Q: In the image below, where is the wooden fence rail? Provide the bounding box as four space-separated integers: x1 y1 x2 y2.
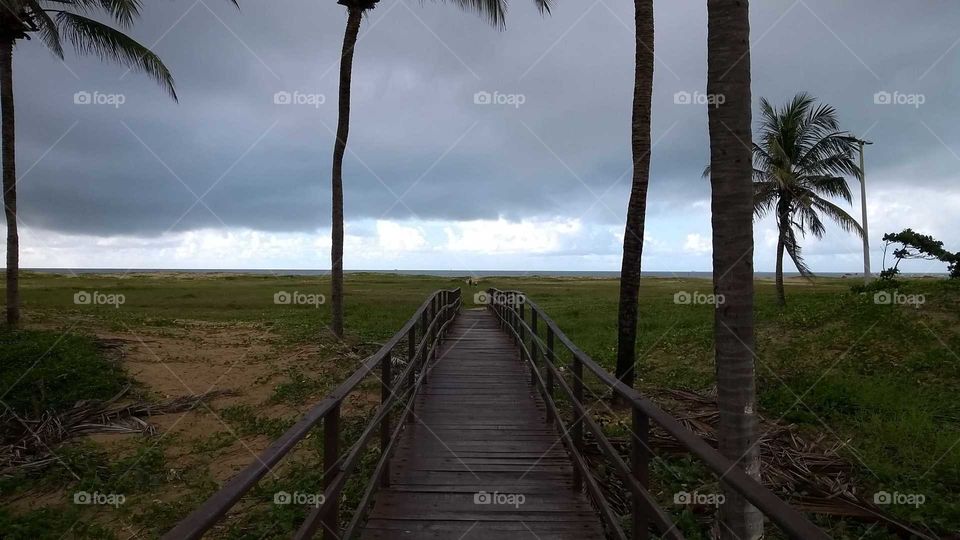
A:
165 286 827 539
163 288 462 540
485 288 828 540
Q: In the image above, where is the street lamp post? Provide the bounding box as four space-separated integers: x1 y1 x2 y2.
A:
856 139 873 284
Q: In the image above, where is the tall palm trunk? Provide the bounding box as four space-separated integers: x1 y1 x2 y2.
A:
615 0 654 390
1 39 18 328
706 0 763 538
775 204 788 306
330 7 363 339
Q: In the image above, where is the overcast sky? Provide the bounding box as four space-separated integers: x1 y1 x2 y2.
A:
6 0 959 272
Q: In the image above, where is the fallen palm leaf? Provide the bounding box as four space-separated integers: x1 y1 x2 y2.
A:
0 387 234 476
578 388 937 539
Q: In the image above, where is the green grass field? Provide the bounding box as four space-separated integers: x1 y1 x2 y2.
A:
1 271 958 538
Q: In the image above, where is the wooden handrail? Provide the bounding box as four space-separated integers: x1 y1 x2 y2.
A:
486 288 829 540
164 289 462 540
293 292 461 538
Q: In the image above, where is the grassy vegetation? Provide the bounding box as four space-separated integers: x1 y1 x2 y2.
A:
0 329 128 416
500 275 960 535
1 271 957 538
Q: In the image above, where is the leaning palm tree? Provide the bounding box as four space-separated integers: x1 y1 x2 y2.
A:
752 93 863 306
0 0 238 327
705 0 763 537
328 0 553 338
614 0 653 391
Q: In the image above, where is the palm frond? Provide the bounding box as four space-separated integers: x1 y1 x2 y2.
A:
811 197 864 238
797 132 860 176
757 97 780 141
806 175 854 203
753 181 779 219
54 10 176 99
752 142 773 168
430 0 508 29
46 0 143 27
796 101 840 155
796 200 826 239
783 225 814 278
26 0 64 57
803 151 860 181
532 0 551 15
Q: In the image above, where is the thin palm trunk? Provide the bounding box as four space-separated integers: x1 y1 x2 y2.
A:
330 7 363 339
775 205 788 306
615 0 654 390
775 234 786 306
1 39 18 328
706 0 763 538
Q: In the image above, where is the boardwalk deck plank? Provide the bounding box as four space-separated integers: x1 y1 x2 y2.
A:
360 309 605 539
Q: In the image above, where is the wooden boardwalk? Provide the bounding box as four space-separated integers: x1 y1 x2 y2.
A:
361 309 604 539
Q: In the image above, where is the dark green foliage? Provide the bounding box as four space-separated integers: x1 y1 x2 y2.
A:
881 228 960 279
220 404 297 438
0 329 127 417
0 506 117 540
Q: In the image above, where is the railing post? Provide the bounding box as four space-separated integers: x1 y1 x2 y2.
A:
513 306 520 347
631 406 650 540
529 310 539 385
442 290 447 322
322 403 340 539
546 326 555 424
512 298 520 347
518 299 526 346
407 325 416 424
427 296 435 362
437 293 444 343
432 295 439 361
419 307 427 342
380 351 392 488
572 353 584 492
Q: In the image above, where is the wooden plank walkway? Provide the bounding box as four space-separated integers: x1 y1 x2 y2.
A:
361 309 604 540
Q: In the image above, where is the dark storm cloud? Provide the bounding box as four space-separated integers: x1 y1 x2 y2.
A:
13 0 960 236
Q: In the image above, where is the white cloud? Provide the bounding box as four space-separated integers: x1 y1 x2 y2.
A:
683 233 712 254
7 186 959 273
376 220 427 252
443 218 583 255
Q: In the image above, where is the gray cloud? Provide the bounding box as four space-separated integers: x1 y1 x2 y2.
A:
11 0 960 246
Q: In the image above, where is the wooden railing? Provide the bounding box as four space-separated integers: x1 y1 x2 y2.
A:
164 288 463 540
485 288 828 540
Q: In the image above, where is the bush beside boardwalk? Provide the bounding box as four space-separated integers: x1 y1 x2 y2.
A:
0 272 957 538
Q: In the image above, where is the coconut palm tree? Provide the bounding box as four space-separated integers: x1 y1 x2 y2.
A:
0 0 238 327
752 93 863 306
705 0 763 537
614 0 653 391
328 0 553 338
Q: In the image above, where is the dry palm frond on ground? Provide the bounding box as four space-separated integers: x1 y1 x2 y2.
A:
0 387 233 475
581 388 937 539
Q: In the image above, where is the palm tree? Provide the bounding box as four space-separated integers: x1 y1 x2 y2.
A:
614 0 653 391
705 0 762 537
0 0 238 327
328 0 553 339
753 93 863 306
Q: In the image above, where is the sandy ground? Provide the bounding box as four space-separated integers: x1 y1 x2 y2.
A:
11 312 388 540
